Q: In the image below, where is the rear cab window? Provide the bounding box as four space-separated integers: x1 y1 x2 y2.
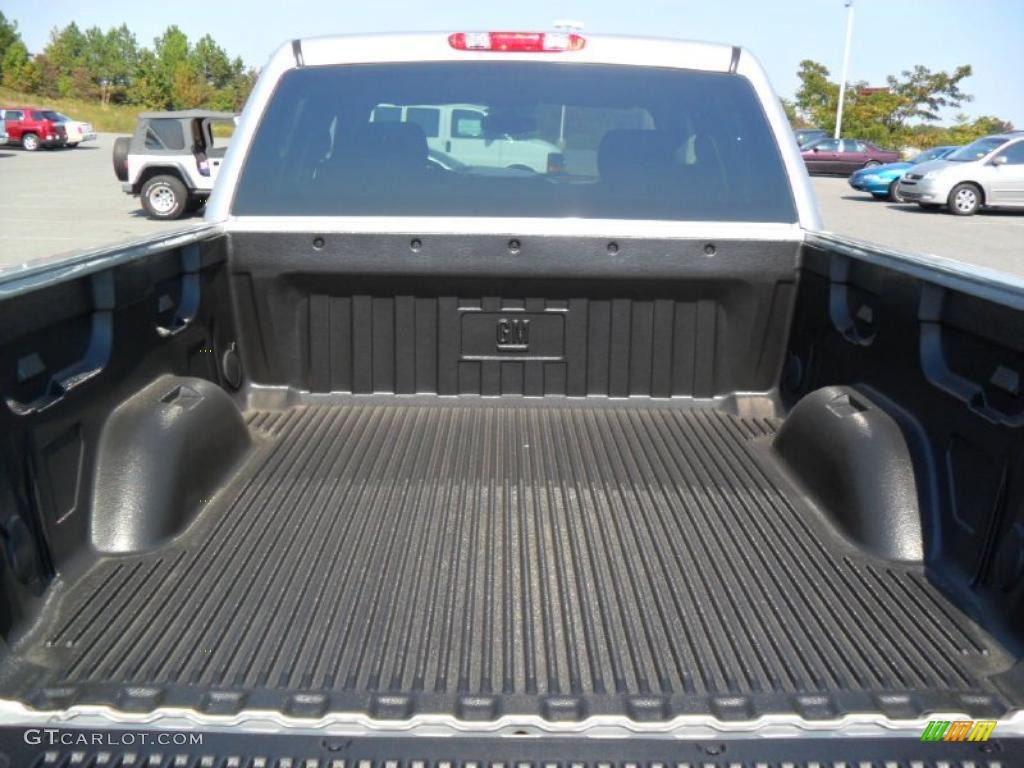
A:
233 62 796 222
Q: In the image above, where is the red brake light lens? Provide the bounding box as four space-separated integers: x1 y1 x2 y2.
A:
448 32 586 53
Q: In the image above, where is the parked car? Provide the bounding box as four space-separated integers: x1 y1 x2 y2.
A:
372 102 565 174
848 145 959 201
113 110 236 219
793 126 827 147
55 112 97 147
801 137 900 174
0 107 67 150
898 132 1024 215
4 30 1024 768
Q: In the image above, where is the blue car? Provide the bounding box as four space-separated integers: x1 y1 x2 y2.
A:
848 145 959 201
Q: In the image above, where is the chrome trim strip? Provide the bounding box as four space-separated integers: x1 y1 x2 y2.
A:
808 229 1024 311
221 216 804 240
0 224 221 300
1 700 1021 739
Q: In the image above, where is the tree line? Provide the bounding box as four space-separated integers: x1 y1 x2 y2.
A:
783 59 1013 149
0 13 256 111
0 11 1015 144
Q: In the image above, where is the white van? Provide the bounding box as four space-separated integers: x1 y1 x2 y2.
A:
371 103 565 174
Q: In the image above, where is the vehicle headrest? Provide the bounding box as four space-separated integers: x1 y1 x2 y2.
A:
348 122 429 171
693 134 719 162
310 126 334 159
597 129 676 183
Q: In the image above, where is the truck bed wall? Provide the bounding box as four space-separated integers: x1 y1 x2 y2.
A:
0 236 238 636
227 233 799 398
786 244 1024 647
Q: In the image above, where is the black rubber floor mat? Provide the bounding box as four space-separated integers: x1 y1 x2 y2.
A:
7 401 1017 720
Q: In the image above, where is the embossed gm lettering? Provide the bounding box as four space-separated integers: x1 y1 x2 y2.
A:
496 318 530 350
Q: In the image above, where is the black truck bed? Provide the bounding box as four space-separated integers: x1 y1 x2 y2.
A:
8 397 1015 721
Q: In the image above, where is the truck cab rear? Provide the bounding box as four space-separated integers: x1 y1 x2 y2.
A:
1 30 1022 766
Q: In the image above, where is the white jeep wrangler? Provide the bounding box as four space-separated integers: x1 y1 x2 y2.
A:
113 110 237 220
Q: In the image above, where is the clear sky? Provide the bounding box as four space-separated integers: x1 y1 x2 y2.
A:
5 0 1023 126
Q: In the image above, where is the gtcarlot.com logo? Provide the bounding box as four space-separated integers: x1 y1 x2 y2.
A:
921 719 997 742
24 728 204 747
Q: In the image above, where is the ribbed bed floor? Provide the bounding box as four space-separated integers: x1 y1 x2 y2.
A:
10 400 1015 720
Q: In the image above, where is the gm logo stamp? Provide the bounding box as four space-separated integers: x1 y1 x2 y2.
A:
461 312 564 360
496 317 530 351
920 719 996 742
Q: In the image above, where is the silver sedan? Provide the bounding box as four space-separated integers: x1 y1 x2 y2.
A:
897 132 1024 215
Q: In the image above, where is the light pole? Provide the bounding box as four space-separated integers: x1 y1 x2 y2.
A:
834 0 855 139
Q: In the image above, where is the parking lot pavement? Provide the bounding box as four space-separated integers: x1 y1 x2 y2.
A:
0 133 189 270
812 175 1024 277
1 137 1021 277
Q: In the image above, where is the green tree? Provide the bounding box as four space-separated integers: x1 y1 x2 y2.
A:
836 86 906 144
79 24 139 103
171 60 209 109
792 58 1001 149
885 64 973 125
127 48 166 106
154 25 190 102
2 15 253 114
29 52 60 98
124 26 189 109
234 68 259 110
911 113 1015 148
45 22 88 97
0 11 21 80
191 34 239 90
2 39 41 92
206 66 259 111
794 59 839 129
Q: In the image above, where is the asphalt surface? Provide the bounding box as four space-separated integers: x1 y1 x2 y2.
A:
0 133 185 271
1 133 1022 276
812 175 1024 276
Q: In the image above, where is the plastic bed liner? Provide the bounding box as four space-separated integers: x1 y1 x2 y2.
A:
5 398 1017 721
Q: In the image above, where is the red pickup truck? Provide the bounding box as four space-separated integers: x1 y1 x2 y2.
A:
1 106 67 150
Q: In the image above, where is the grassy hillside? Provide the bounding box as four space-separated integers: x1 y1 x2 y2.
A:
0 87 140 133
